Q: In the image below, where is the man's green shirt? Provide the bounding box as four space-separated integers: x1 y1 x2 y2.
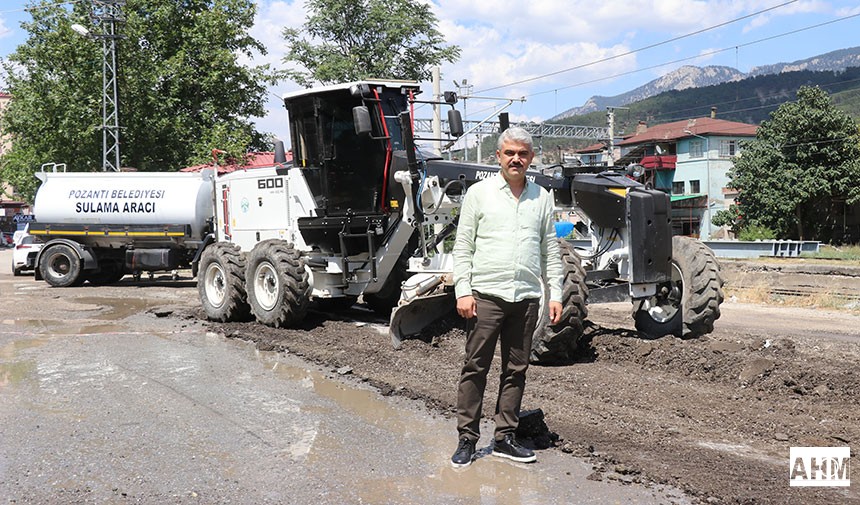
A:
453 174 563 303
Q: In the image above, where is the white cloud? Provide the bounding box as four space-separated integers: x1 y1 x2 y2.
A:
0 17 11 39
836 4 860 16
137 0 860 134
247 1 306 69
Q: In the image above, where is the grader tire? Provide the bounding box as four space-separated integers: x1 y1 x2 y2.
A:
530 239 589 364
634 235 723 339
198 242 251 322
245 240 310 327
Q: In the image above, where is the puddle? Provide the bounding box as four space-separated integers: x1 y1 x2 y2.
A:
0 335 50 356
72 296 162 321
2 319 130 336
0 335 49 386
0 360 36 386
0 296 160 335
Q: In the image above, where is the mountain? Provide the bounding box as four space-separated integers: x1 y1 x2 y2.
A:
748 47 860 76
553 65 744 120
550 66 860 136
550 46 860 121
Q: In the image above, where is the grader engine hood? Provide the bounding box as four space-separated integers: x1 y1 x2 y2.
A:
573 171 673 285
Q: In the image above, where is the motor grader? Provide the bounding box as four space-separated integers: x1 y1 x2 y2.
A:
189 80 723 363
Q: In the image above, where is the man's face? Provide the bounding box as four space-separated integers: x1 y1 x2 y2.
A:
497 140 534 184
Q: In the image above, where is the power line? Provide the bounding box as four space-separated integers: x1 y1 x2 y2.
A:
476 0 799 94
530 10 860 107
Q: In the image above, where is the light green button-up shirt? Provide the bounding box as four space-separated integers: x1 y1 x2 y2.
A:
453 174 563 303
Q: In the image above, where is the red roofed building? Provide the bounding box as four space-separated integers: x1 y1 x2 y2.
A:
612 116 758 238
181 150 293 175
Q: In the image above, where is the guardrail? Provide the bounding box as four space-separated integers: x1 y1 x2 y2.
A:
567 239 820 259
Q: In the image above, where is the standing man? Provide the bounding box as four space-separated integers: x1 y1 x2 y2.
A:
450 127 563 468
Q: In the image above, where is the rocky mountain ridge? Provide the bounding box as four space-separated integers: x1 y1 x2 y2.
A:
551 46 860 121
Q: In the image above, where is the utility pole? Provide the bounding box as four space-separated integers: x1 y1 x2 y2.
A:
96 0 123 172
432 67 442 157
604 106 628 166
76 1 125 172
605 107 615 166
454 79 473 161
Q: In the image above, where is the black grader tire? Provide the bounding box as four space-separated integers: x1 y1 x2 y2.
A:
198 242 251 322
39 244 83 288
530 239 589 364
634 235 723 339
245 239 310 327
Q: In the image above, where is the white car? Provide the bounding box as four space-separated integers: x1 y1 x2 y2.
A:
12 233 43 276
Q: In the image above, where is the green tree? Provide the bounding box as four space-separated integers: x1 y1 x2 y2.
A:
1 0 276 201
282 0 460 87
726 86 860 242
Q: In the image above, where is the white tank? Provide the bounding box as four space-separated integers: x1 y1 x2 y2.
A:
34 169 215 239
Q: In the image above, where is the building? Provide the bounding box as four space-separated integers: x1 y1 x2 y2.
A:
180 150 293 175
575 141 616 168
0 92 35 233
613 116 758 238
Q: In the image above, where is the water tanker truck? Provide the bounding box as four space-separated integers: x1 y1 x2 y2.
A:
30 80 724 364
29 167 215 286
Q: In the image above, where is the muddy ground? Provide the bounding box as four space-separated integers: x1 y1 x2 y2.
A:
202 260 860 505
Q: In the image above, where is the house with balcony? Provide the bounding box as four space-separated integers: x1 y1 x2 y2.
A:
613 116 758 238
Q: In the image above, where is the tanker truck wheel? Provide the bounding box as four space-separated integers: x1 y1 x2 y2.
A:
634 235 723 339
39 243 83 287
245 240 310 327
198 242 251 322
530 239 589 364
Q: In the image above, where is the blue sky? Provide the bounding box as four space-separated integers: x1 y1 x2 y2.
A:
1 0 859 145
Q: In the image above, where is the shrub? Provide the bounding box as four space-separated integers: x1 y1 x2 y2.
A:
738 224 777 241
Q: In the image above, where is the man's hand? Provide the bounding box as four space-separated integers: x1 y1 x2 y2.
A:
457 295 477 319
549 301 563 325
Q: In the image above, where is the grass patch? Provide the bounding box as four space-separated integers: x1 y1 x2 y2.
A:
801 244 860 261
723 284 860 314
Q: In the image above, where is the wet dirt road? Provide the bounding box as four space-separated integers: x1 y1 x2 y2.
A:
0 249 689 504
206 265 860 505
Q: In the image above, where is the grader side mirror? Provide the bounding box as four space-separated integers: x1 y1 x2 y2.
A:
353 106 372 135
448 109 464 138
626 163 645 180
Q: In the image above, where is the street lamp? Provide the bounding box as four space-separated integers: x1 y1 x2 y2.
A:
684 129 711 238
71 23 90 37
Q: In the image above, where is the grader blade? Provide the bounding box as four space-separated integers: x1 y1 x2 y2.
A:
389 292 454 349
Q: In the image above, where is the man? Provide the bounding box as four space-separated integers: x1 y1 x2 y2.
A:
450 127 563 468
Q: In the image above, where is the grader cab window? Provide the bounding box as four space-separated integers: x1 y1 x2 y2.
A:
287 88 409 216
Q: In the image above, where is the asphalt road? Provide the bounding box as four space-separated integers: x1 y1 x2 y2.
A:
0 249 689 505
